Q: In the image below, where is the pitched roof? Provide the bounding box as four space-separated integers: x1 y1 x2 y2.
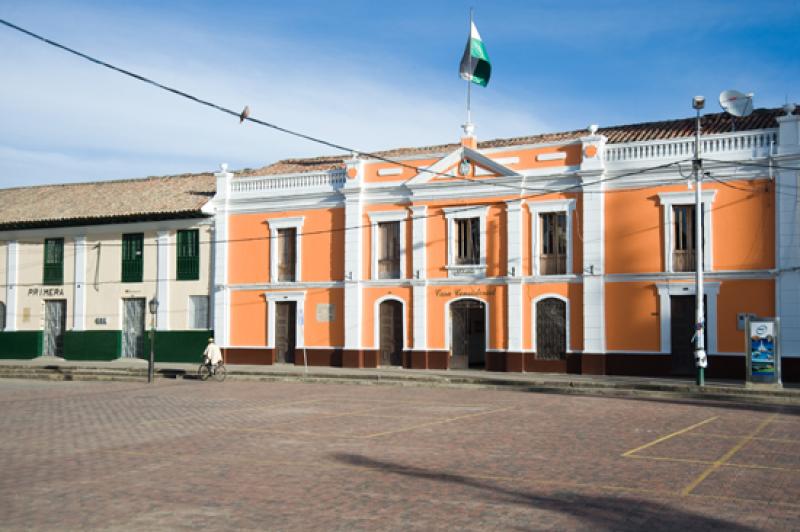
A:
0 172 216 230
243 107 789 176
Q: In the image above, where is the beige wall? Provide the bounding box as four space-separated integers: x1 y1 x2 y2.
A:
1 219 212 333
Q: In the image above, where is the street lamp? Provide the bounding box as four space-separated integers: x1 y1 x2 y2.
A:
692 96 707 386
148 297 159 383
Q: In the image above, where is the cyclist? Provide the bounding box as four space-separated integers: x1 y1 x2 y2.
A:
203 337 223 374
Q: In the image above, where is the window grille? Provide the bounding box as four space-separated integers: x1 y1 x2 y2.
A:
673 205 697 272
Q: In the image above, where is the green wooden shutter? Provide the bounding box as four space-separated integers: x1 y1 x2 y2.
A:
177 230 200 280
121 233 144 282
43 238 64 285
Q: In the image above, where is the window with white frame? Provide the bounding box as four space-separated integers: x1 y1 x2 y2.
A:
527 199 575 276
368 211 406 280
268 217 304 283
188 295 209 329
658 191 716 273
444 206 488 277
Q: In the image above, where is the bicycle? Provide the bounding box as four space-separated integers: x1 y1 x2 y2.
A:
198 360 227 382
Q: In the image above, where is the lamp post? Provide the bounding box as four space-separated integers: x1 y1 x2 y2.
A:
692 96 707 386
148 297 159 384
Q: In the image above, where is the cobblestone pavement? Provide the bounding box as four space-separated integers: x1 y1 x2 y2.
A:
0 379 798 531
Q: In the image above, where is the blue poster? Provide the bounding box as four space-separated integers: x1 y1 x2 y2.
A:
749 322 775 377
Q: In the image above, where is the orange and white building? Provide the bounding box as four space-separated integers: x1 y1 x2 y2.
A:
211 105 800 381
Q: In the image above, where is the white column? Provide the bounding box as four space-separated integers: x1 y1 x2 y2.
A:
776 106 800 356
5 240 18 331
343 195 363 349
580 133 607 354
73 236 87 330
506 200 523 351
156 230 170 330
410 205 428 349
212 165 232 345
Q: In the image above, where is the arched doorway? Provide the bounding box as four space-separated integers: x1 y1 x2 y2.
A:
450 299 486 369
379 300 403 366
536 298 566 360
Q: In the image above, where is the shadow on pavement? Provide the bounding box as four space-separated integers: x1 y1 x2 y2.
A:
332 453 756 531
568 392 800 416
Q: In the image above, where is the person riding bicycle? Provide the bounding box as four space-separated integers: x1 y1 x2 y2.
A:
203 337 223 372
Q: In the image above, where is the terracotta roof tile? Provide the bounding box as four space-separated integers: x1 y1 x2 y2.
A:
243 107 787 176
0 172 216 230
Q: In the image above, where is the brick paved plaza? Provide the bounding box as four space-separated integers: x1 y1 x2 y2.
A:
0 378 798 531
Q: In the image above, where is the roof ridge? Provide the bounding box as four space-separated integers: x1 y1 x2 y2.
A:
0 169 215 193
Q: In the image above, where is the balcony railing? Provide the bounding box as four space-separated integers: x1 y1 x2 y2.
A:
606 130 777 163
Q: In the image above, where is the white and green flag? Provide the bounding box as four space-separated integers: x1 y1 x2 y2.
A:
459 21 491 87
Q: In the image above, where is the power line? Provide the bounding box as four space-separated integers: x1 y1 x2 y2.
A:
705 158 800 172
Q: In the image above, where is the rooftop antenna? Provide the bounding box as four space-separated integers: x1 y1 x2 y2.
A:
719 89 754 131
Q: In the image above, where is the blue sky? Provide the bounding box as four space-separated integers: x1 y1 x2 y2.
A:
1 0 798 187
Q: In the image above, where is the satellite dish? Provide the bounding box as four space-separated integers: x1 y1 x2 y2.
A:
719 90 754 117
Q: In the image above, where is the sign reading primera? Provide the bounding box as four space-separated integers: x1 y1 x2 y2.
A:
434 288 496 298
28 287 65 297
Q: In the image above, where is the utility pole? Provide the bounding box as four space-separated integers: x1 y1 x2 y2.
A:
692 96 707 386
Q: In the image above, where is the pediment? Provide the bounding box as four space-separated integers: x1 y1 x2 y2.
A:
406 146 518 186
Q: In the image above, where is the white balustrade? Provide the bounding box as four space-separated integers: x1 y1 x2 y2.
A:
231 170 347 195
606 130 777 163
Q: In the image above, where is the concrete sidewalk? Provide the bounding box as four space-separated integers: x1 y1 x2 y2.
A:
1 356 798 405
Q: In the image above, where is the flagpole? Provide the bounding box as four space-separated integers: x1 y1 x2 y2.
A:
465 7 474 136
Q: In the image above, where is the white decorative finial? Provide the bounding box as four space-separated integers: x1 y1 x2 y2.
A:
784 102 796 116
588 124 599 135
220 163 228 172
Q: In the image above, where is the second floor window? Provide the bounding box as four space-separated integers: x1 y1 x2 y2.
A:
673 205 701 272
121 233 144 282
177 229 200 280
378 221 400 279
277 228 296 282
455 218 480 265
540 212 567 275
43 238 64 285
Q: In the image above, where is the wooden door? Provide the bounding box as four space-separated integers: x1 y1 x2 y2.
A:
450 299 485 369
44 300 67 357
379 300 403 366
275 302 296 364
536 298 566 360
670 295 706 375
122 298 145 358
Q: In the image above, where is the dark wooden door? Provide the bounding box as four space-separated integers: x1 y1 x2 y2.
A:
450 299 486 369
536 298 566 360
275 302 296 364
670 295 707 375
379 300 403 366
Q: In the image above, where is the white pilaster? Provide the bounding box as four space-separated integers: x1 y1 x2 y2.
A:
156 230 170 330
73 236 86 330
410 205 427 280
776 106 800 356
505 200 523 277
343 155 364 349
507 278 523 351
5 241 18 331
581 136 607 353
212 164 232 345
412 281 427 349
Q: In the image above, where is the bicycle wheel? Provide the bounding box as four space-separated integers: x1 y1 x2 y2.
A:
198 363 212 381
213 364 227 382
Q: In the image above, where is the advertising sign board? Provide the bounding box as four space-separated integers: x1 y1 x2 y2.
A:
745 317 781 387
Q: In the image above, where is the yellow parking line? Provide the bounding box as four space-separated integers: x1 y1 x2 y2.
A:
681 414 777 496
621 416 718 457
